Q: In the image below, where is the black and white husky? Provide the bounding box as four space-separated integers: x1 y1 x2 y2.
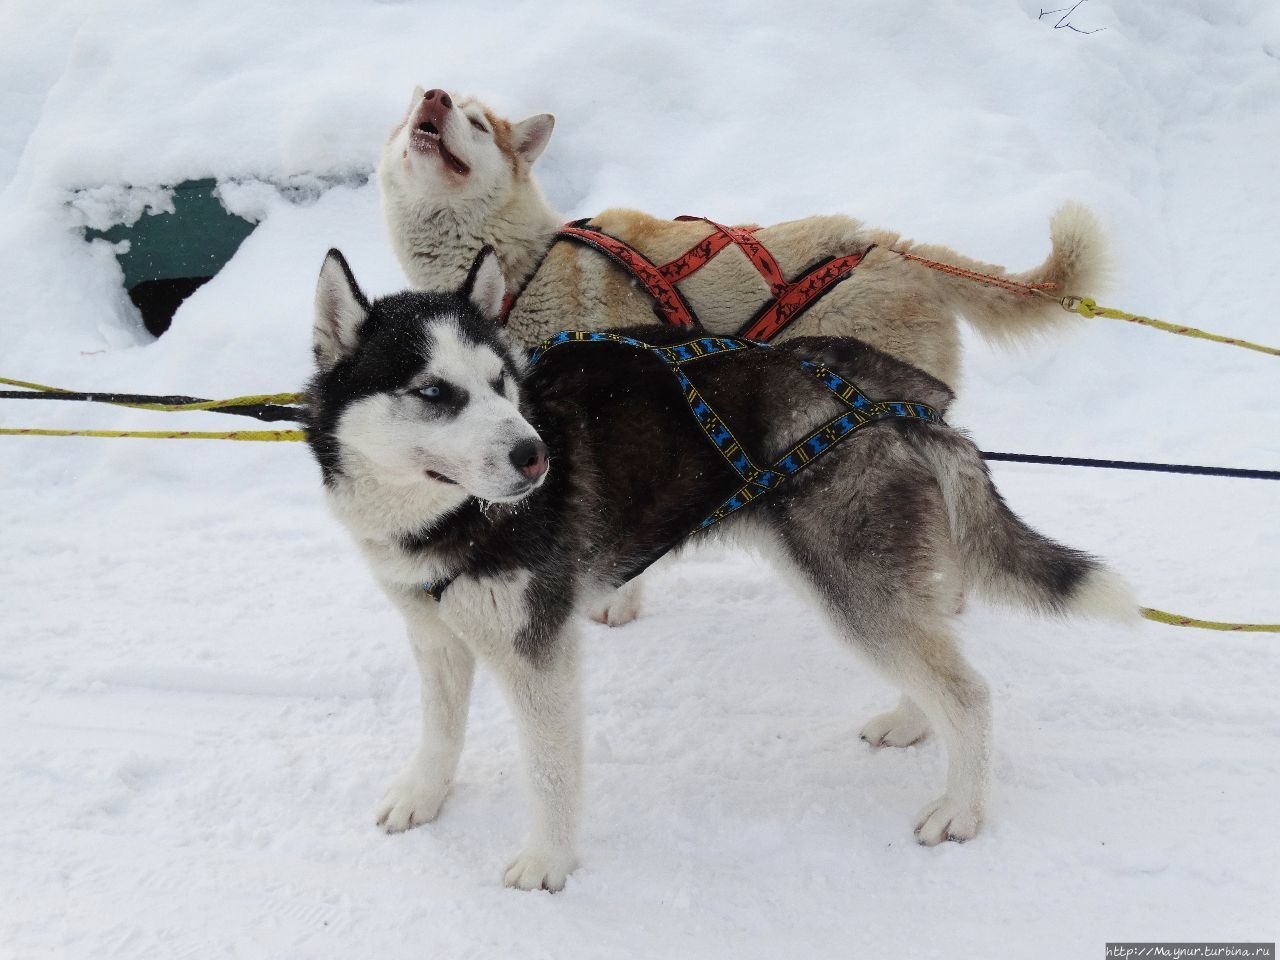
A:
304 248 1135 891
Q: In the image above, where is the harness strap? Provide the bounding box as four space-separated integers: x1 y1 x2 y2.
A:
738 249 874 343
424 577 452 601
557 224 698 328
498 292 518 325
527 332 942 537
423 334 942 602
657 229 740 283
697 360 942 529
554 218 873 344
532 330 774 487
671 216 788 295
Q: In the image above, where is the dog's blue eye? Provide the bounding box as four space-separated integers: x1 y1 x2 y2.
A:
469 117 488 134
418 385 443 400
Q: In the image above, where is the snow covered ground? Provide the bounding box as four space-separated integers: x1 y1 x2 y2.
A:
1 1 1277 956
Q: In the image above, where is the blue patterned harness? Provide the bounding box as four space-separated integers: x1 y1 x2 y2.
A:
424 331 943 600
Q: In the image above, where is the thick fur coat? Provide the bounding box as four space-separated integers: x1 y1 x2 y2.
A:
378 87 1108 388
303 248 1135 891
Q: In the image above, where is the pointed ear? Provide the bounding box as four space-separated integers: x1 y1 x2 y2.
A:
510 113 554 165
313 249 369 368
460 246 506 321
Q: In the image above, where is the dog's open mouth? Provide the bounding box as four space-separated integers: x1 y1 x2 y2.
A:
410 122 470 176
425 469 457 485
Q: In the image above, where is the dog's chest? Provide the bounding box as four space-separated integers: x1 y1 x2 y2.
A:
353 534 445 588
325 483 458 588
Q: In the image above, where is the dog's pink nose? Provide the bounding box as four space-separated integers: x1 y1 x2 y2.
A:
510 439 549 481
423 88 452 110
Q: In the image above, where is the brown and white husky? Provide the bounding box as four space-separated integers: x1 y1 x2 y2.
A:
377 85 1108 624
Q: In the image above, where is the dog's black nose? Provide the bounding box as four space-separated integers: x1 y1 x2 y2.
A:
423 88 452 110
509 439 549 481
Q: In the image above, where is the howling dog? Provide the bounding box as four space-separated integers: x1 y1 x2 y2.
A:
303 247 1134 891
377 86 1108 625
378 87 1105 380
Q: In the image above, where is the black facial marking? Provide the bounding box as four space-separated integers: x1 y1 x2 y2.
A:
303 284 516 484
412 380 467 416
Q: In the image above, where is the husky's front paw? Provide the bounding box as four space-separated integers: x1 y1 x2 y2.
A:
587 580 642 627
503 846 576 892
375 767 449 833
914 794 981 845
860 705 930 748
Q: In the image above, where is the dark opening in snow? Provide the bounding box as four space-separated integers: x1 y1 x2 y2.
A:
127 276 214 338
82 178 256 339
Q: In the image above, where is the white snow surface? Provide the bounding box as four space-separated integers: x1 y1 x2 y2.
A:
1 1 1278 957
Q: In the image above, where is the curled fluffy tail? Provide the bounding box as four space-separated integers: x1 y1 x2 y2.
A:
902 203 1109 345
910 427 1137 622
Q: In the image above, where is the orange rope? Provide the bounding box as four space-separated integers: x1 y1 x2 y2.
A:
894 251 1059 296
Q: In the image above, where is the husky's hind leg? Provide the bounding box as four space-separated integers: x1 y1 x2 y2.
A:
867 621 991 844
587 574 644 627
768 439 991 844
833 595 991 843
860 693 931 748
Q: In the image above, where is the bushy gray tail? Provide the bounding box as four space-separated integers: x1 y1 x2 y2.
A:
909 427 1137 622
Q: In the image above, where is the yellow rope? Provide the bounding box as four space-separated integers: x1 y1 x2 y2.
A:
897 248 1279 357
126 392 304 411
1055 296 1280 357
0 375 303 411
4 360 1279 631
1140 607 1279 632
0 376 71 393
3 428 1277 629
0 427 305 441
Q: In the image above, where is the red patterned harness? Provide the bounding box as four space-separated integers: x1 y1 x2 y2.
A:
506 216 876 343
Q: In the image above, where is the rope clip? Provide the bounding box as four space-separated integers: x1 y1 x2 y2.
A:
1060 295 1098 317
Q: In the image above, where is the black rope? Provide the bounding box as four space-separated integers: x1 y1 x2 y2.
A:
0 390 303 423
2 388 1276 479
981 451 1280 481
